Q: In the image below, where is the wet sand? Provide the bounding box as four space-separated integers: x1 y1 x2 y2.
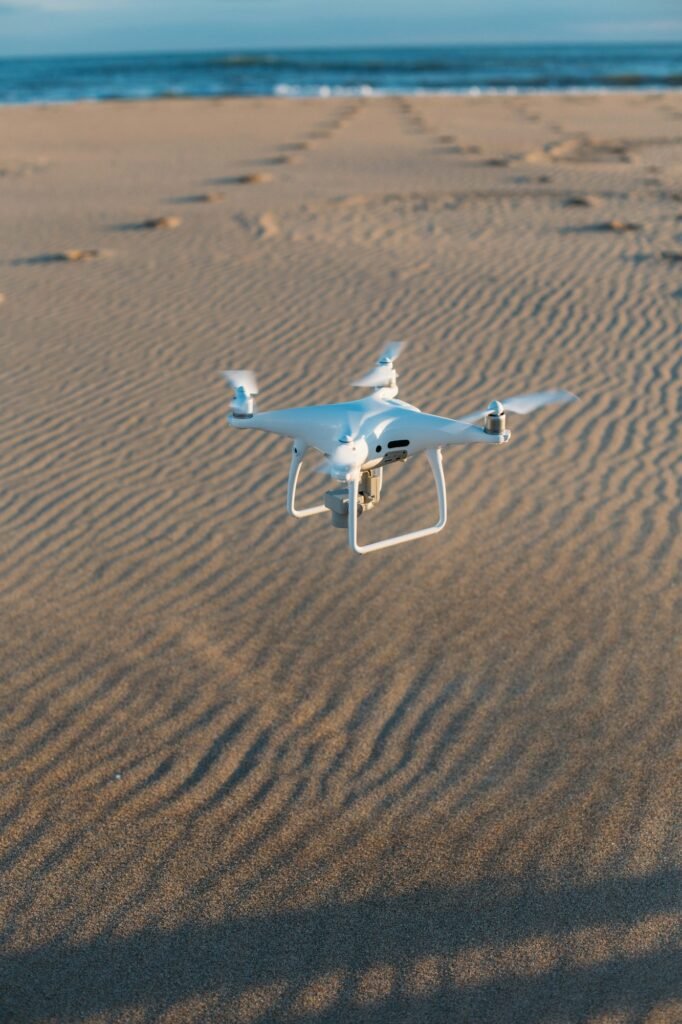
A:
0 93 680 1023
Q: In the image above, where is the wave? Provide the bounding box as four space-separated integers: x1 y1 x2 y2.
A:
1 44 681 104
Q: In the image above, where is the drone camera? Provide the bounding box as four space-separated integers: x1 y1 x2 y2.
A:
324 488 355 528
324 468 382 528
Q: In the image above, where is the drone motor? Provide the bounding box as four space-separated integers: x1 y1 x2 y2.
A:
484 400 506 435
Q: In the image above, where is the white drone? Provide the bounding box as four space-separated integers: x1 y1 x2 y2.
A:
223 343 577 555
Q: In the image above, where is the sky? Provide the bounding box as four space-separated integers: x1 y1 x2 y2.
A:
0 0 680 57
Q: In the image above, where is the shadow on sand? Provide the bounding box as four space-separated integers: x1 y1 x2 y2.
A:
2 870 680 1022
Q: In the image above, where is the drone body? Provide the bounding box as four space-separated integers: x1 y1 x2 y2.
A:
223 344 577 554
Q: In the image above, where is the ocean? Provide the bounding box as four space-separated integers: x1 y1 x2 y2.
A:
0 44 680 105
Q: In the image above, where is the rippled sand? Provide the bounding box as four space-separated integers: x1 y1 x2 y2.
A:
0 93 680 1023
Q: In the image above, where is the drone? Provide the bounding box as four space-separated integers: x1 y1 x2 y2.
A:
223 343 577 554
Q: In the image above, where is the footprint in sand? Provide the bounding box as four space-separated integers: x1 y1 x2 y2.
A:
527 137 632 165
18 248 104 264
237 172 274 185
564 195 601 207
141 216 182 229
595 219 640 232
234 211 279 240
257 212 279 239
174 193 223 204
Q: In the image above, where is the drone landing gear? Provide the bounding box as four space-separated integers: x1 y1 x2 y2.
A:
287 443 447 554
287 443 329 518
348 448 447 554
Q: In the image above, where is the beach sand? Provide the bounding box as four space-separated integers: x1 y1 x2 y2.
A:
0 93 680 1023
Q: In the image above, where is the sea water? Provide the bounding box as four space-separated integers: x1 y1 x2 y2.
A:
0 44 680 105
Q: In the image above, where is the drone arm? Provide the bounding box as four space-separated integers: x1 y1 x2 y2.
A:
388 410 510 449
347 448 447 554
287 442 329 519
228 411 298 438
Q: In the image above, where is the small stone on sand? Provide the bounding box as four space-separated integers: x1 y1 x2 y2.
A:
660 250 682 262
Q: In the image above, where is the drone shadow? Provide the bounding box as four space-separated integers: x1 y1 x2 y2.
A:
2 870 679 1023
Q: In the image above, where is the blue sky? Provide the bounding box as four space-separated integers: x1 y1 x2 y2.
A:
0 1 680 56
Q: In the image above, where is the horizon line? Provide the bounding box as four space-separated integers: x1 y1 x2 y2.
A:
1 39 681 61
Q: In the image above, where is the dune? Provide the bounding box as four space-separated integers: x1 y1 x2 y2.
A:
0 92 680 1024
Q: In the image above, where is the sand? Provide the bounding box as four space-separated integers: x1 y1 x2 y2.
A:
0 93 680 1023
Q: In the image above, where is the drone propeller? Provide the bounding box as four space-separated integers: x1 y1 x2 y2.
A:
352 341 404 389
221 369 259 418
221 369 258 395
462 388 578 424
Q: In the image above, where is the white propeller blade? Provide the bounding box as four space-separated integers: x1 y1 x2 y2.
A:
462 388 577 423
381 340 404 363
221 369 258 395
352 341 404 389
503 389 578 414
